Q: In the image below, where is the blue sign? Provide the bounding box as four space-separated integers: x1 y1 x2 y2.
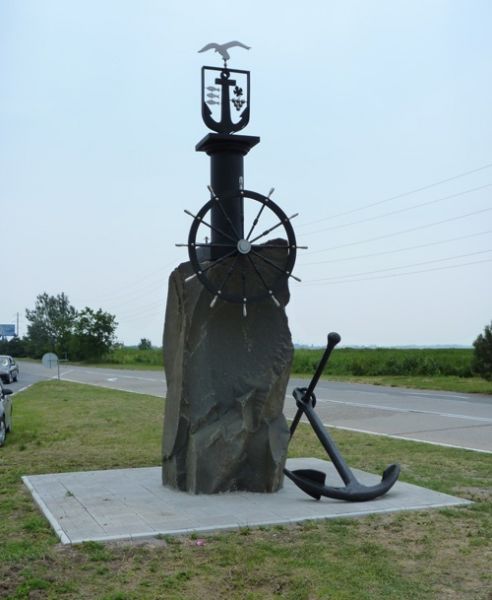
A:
0 324 15 336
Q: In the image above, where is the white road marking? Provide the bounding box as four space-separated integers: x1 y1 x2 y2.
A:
60 370 74 377
315 387 471 401
407 392 471 400
286 394 492 423
312 382 473 400
78 369 164 383
327 424 492 455
285 416 492 454
318 397 492 422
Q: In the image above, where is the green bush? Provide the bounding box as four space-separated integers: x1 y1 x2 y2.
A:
102 347 163 367
472 321 492 381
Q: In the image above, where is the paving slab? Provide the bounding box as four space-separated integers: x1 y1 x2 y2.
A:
22 458 471 545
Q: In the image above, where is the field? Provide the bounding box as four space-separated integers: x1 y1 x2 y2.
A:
292 347 473 377
0 381 491 599
103 346 475 375
97 346 492 394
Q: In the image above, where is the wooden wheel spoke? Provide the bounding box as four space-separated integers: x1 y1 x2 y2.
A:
176 242 236 248
246 203 267 241
246 255 272 294
219 255 239 290
251 250 301 282
246 255 282 308
251 243 290 249
214 197 241 240
198 249 238 275
249 213 298 244
241 267 247 317
210 255 239 307
185 209 237 243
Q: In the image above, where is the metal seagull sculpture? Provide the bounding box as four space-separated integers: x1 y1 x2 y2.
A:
198 41 251 66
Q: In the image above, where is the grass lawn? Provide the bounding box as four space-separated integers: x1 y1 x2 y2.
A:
0 381 490 599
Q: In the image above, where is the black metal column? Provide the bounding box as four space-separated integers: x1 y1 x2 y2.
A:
196 133 260 259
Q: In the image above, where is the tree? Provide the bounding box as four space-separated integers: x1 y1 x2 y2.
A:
0 336 27 357
69 307 118 361
25 292 77 358
473 321 492 381
138 338 152 350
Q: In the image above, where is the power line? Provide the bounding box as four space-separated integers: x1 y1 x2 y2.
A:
85 258 177 304
98 280 168 311
297 161 492 228
118 304 166 322
304 249 492 283
300 183 491 237
302 258 492 286
299 229 492 266
304 206 492 255
115 296 166 319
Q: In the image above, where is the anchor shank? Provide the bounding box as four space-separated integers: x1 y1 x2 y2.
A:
289 332 341 439
304 332 341 401
215 73 236 133
300 397 357 487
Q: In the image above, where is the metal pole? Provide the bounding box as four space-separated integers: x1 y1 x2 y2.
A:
209 150 245 247
196 134 260 259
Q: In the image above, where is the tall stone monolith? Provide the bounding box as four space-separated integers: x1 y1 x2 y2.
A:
162 246 293 494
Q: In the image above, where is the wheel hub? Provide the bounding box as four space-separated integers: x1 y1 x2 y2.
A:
237 239 252 255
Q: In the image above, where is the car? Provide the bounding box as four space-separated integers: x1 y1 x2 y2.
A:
0 355 19 384
0 382 13 446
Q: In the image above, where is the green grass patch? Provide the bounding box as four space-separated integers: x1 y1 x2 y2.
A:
0 381 490 599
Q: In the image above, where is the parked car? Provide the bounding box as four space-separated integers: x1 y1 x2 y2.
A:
0 355 19 384
0 382 13 446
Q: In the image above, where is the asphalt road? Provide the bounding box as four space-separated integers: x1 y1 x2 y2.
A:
9 360 492 453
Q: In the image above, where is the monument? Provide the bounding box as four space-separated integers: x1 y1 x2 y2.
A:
162 42 301 494
162 43 400 501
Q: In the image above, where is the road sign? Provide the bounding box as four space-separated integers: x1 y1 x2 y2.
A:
42 353 60 380
0 324 15 336
42 353 58 369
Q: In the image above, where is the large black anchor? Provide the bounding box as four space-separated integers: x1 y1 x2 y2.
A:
284 332 400 502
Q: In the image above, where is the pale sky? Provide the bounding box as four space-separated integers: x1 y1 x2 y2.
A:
1 1 491 347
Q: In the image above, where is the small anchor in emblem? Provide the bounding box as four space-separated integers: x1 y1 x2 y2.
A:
199 41 251 134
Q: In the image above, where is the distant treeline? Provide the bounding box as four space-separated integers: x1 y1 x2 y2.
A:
99 346 474 377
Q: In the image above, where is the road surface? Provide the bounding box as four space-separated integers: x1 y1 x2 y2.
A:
8 360 492 453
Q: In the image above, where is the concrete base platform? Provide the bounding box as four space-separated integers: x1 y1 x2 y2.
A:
23 458 471 545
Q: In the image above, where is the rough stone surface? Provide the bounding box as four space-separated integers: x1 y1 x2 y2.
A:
162 251 293 494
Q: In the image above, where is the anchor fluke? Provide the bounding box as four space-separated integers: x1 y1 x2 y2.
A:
284 469 326 501
286 463 401 502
